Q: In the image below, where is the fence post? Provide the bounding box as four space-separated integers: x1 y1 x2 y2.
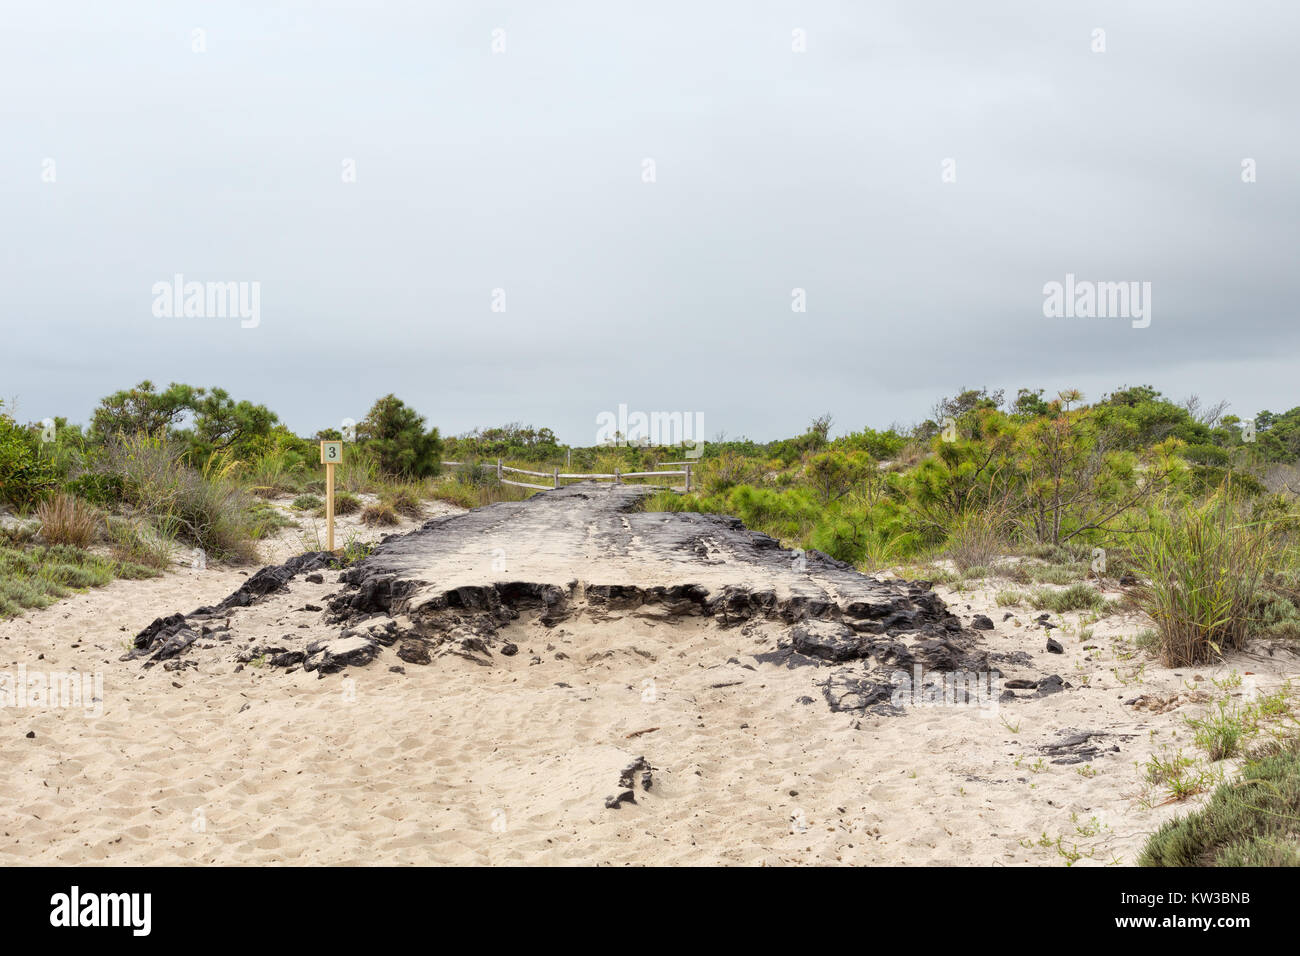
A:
497 458 502 481
553 467 559 489
684 463 691 493
614 468 621 484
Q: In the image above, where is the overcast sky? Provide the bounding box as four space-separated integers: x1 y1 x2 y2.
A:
3 0 1297 444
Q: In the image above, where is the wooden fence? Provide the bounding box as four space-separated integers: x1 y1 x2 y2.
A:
442 459 693 492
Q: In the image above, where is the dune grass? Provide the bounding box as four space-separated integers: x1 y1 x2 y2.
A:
361 502 399 526
1140 733 1300 866
1029 583 1110 614
1133 492 1275 665
0 543 159 618
98 433 263 563
35 493 102 547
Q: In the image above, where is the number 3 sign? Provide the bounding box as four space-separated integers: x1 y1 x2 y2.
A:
320 441 344 551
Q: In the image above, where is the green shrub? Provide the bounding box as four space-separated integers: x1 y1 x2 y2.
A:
96 433 260 562
1133 493 1274 665
454 460 496 488
1254 588 1300 640
64 472 125 507
358 395 443 478
0 406 60 507
292 494 324 511
1139 735 1300 866
1186 466 1266 498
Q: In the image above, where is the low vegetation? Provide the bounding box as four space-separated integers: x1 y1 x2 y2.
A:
1140 734 1300 866
361 502 399 526
1132 489 1276 665
0 543 158 618
4 383 1300 670
5 384 1300 864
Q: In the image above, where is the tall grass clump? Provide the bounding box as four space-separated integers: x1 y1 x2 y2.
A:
429 481 480 510
332 491 362 515
338 446 381 494
104 515 174 569
36 493 102 547
244 446 311 498
361 502 399 526
1133 492 1275 666
379 482 424 518
945 510 1009 573
1029 583 1107 614
98 433 259 563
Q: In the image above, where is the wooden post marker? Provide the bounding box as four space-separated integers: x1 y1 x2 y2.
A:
320 440 343 552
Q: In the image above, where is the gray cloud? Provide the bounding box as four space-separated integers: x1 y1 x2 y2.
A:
3 0 1297 443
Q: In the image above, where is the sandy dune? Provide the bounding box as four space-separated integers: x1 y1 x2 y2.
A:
3 489 1299 866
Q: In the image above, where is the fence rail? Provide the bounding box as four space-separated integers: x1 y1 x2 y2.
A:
442 459 693 492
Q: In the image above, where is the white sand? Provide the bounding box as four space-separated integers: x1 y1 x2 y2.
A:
3 511 1298 865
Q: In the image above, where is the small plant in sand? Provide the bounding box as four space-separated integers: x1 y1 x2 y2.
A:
1211 671 1244 692
1029 583 1108 614
331 535 375 568
292 494 323 511
1185 702 1248 761
1020 831 1095 866
361 502 399 526
331 491 362 516
1141 747 1220 804
380 484 424 518
1109 659 1148 686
